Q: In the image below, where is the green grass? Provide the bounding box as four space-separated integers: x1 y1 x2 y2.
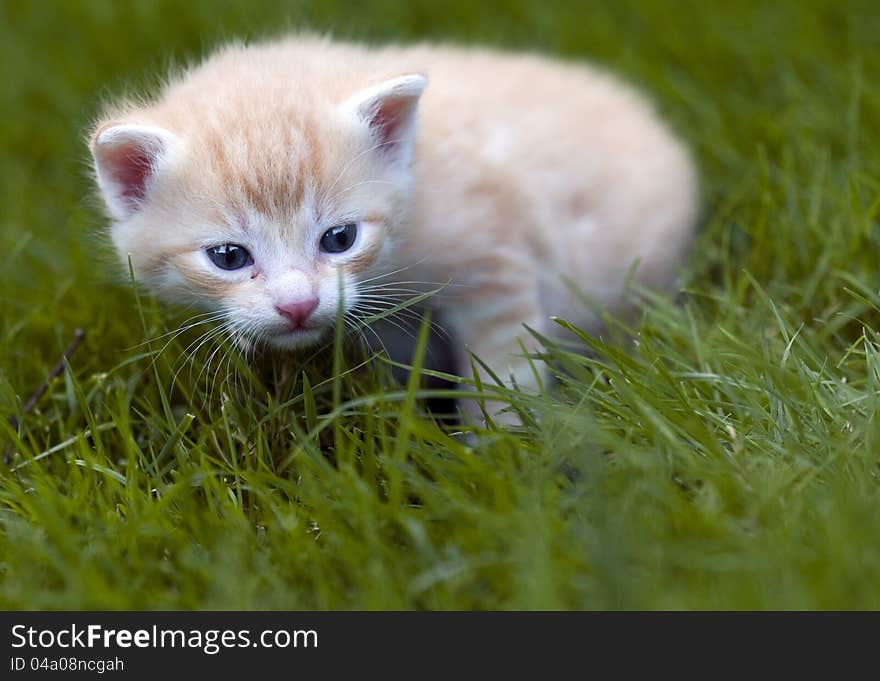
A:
2 0 880 609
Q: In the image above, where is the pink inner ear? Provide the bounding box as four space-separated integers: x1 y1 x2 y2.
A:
105 143 156 206
112 146 154 205
369 95 415 151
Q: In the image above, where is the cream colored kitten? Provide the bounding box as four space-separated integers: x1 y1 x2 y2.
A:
89 35 697 419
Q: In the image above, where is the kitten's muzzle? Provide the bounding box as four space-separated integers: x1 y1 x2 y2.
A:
275 298 319 329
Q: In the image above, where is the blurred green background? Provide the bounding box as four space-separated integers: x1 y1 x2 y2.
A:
2 0 880 609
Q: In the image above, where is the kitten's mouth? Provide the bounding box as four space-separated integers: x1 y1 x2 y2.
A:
266 324 326 349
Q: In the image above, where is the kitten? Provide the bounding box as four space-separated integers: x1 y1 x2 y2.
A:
89 35 698 420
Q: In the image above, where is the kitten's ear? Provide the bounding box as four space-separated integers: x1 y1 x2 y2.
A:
340 74 427 166
90 123 179 220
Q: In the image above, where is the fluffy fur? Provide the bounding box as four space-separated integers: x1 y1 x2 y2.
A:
89 35 698 418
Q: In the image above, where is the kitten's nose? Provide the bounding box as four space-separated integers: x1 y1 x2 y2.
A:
276 298 319 327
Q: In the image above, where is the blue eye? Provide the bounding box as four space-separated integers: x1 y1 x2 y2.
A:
319 223 358 253
206 243 253 270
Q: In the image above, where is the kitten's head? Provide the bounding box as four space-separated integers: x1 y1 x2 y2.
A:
89 72 426 350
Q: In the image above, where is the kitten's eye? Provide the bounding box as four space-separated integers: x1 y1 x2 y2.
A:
206 243 253 270
319 223 358 254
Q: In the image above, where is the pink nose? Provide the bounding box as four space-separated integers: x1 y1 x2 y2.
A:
276 298 319 327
